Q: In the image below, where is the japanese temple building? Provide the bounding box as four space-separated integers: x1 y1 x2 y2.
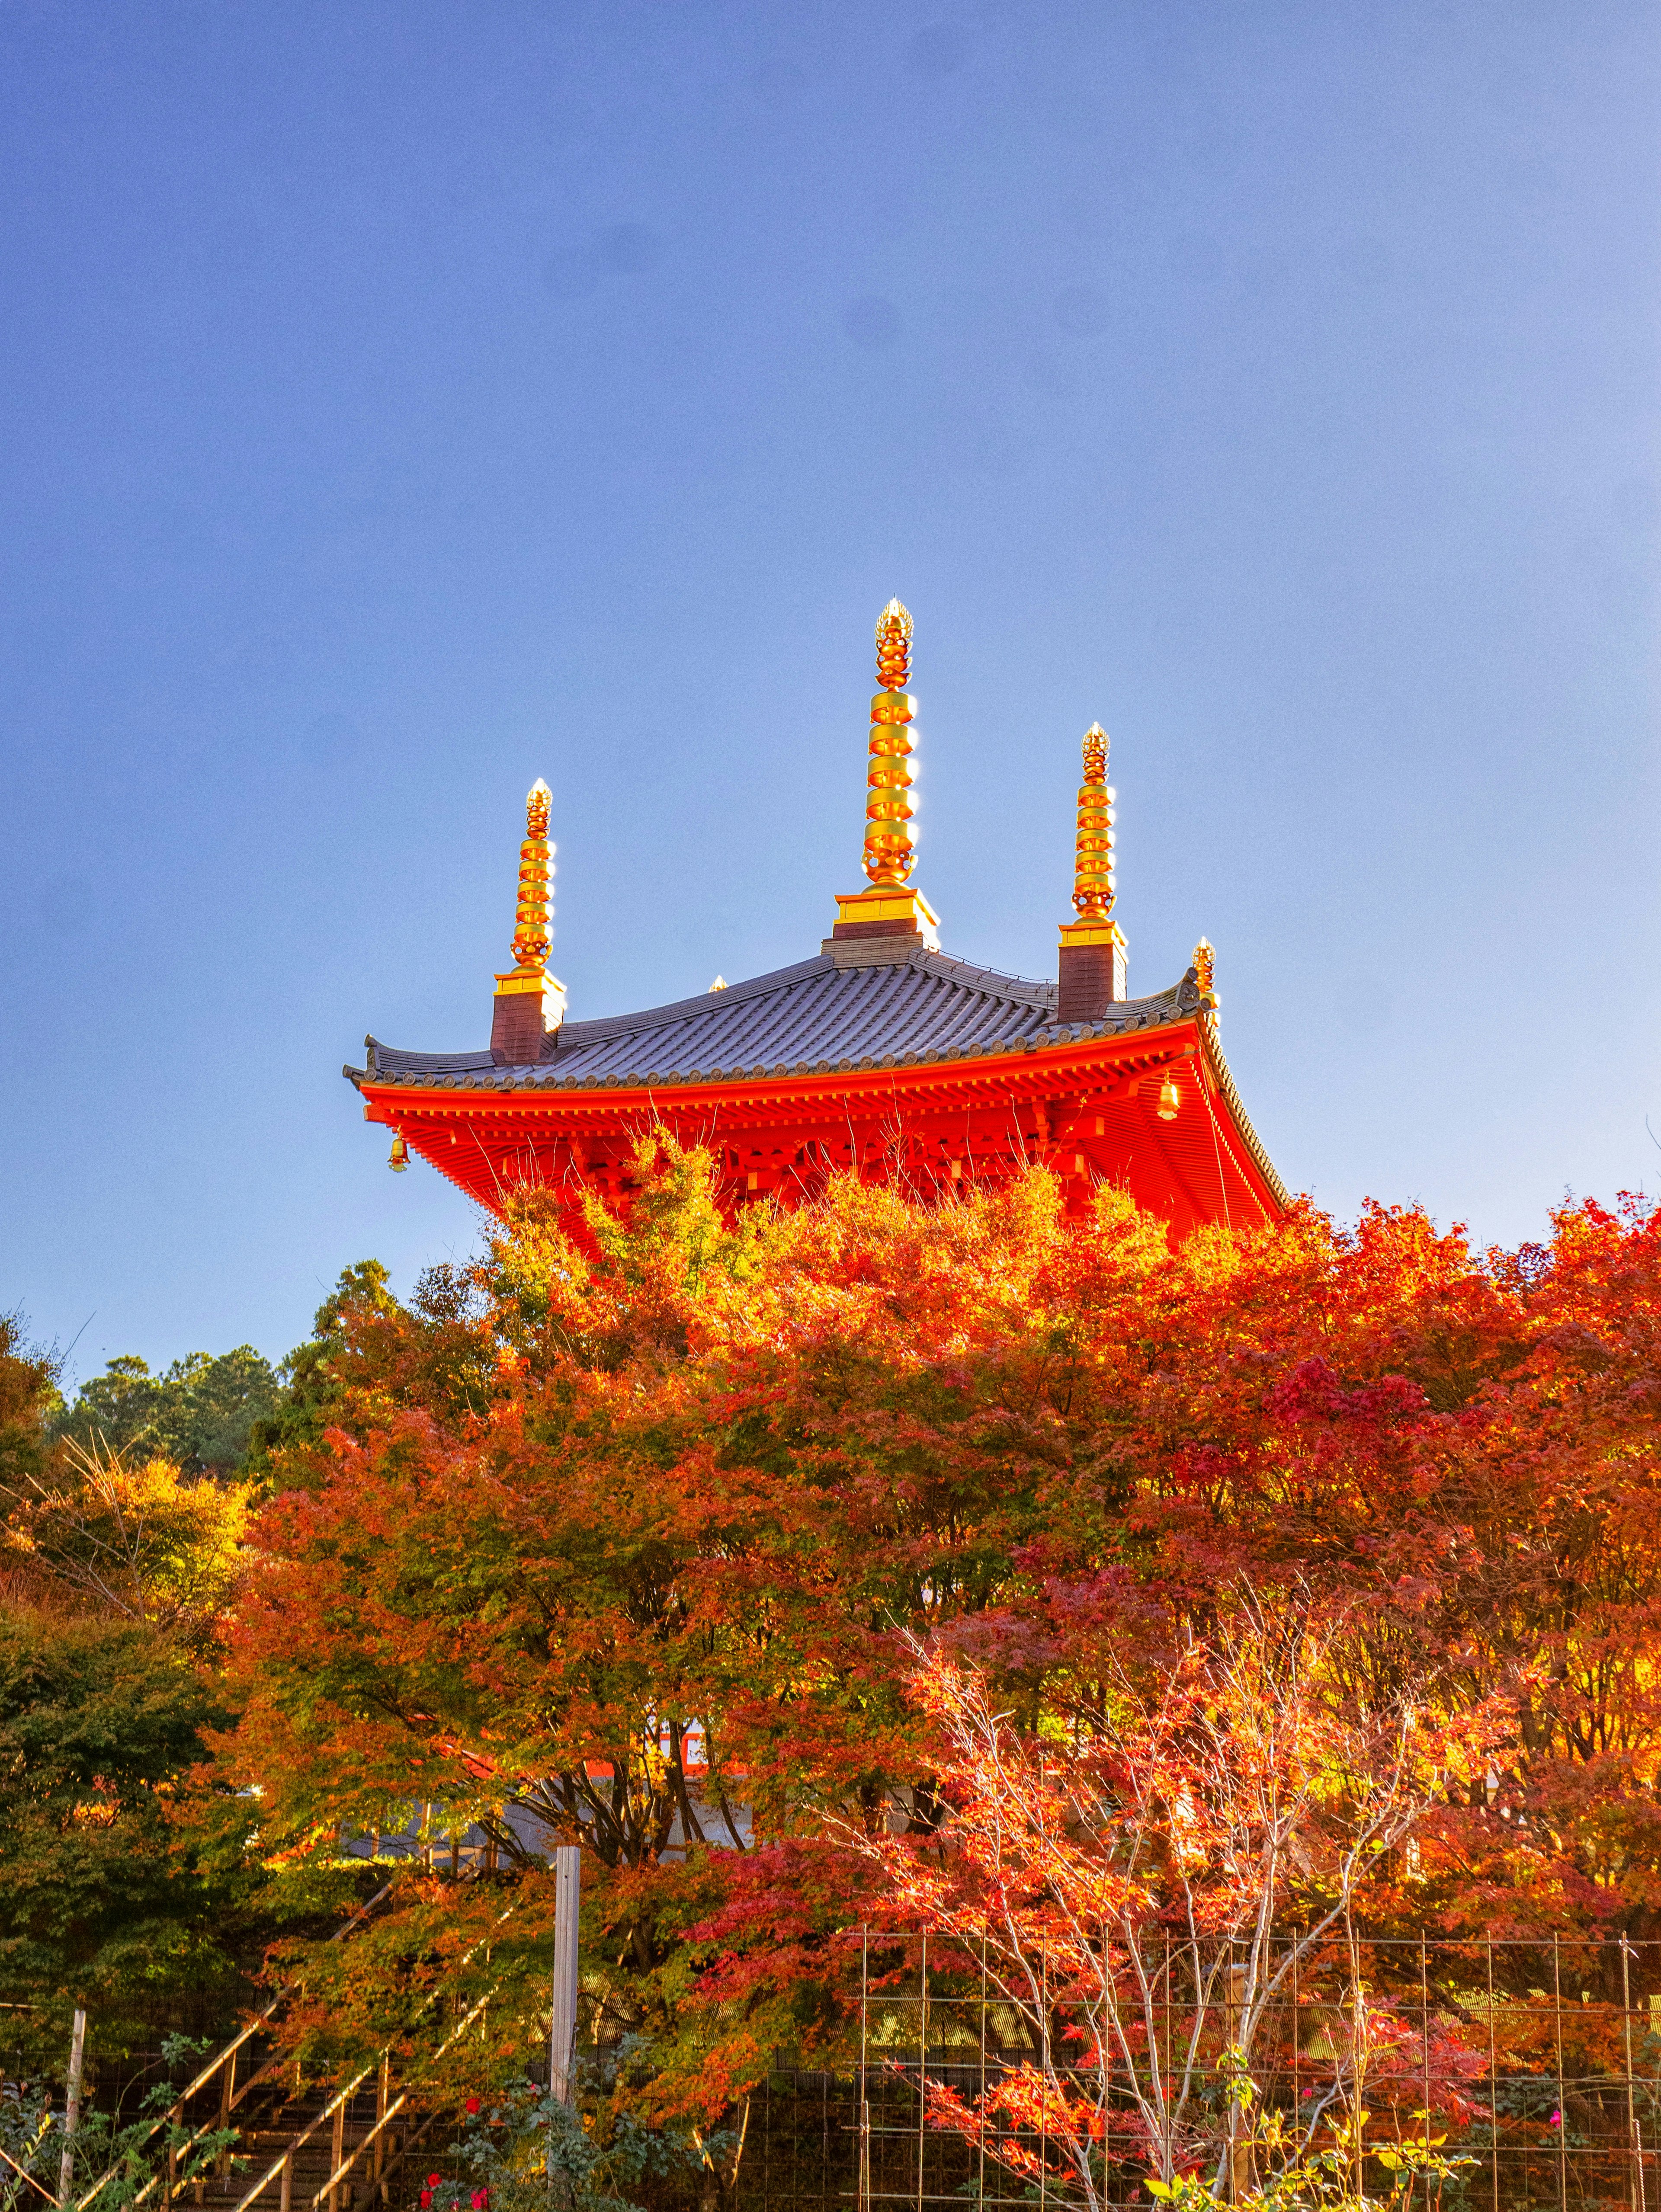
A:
345 604 1287 1234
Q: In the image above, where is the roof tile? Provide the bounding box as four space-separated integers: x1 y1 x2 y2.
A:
361 949 1197 1086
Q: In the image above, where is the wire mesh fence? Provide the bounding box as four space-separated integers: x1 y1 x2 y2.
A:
728 1932 1661 2212
14 1934 1661 2212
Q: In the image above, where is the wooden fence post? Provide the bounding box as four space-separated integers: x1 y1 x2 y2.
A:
549 1844 581 2108
1226 1956 1249 2201
374 2054 390 2202
329 2099 345 2212
217 2050 237 2181
57 2009 87 2211
1623 1939 1646 2212
858 1927 871 2212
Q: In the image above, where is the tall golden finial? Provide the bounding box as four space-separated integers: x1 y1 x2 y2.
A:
1071 724 1115 922
827 602 939 951
512 778 554 970
863 599 917 887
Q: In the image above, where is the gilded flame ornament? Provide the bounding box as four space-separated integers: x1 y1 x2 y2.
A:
875 598 912 689
1193 937 1218 1015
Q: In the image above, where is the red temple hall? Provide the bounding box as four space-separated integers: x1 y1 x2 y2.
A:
346 604 1286 1234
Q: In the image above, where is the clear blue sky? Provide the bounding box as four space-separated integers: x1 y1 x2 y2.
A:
3 1 1656 1383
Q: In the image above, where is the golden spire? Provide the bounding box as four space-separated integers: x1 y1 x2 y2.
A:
1070 724 1115 921
863 599 916 886
511 778 554 970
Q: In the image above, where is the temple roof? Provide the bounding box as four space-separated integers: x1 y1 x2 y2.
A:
351 948 1206 1091
346 606 1289 1231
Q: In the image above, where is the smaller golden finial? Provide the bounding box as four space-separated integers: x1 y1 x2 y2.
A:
1071 723 1115 921
511 778 555 971
862 599 917 887
1056 721 1126 1013
491 777 566 1062
875 598 912 691
1193 938 1215 995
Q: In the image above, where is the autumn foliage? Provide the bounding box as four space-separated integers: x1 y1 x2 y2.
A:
192 1140 1661 2178
836 1629 1503 2209
0 1320 255 2046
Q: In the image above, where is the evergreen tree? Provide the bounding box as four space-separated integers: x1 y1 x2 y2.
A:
58 1345 280 1478
244 1258 401 1481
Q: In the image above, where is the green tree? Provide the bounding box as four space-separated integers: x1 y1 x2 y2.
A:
0 1294 391 2064
244 1259 400 1482
0 1606 236 2054
55 1263 400 1485
182 1346 283 1473
59 1345 280 1478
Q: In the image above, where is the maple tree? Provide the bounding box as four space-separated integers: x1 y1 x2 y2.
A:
205 1141 1661 2194
834 1627 1500 2210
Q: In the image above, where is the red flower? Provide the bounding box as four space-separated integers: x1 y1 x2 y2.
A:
471 2193 489 2208
465 2099 481 2116
427 2177 442 2188
419 2196 431 2208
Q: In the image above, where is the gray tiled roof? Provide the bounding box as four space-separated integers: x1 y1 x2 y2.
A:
352 949 1202 1089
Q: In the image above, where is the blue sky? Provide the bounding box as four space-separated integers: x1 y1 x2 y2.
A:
2 0 1656 1381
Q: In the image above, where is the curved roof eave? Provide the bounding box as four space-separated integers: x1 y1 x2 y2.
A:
1196 1009 1292 1215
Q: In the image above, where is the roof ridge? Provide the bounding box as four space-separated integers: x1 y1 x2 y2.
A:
555 954 834 1046
914 948 1056 1006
